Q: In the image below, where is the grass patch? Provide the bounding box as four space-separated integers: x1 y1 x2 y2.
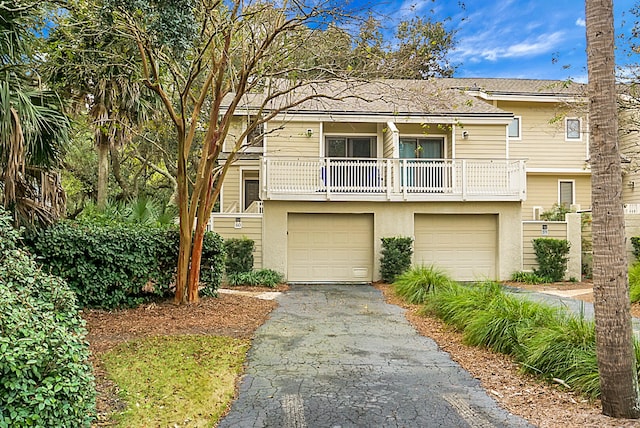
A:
101 335 250 427
393 265 453 304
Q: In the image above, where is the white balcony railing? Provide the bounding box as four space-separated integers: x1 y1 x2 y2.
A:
261 157 526 202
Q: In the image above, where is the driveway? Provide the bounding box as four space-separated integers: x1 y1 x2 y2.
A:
218 284 531 427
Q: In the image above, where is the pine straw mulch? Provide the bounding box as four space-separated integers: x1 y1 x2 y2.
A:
374 282 640 428
85 282 640 427
83 285 287 426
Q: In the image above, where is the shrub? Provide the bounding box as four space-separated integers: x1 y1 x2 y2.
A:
28 222 224 308
224 238 254 275
510 271 551 284
0 210 96 427
226 269 284 288
632 237 640 261
532 238 570 282
629 263 640 303
200 231 225 296
393 265 453 304
540 203 571 221
379 236 413 283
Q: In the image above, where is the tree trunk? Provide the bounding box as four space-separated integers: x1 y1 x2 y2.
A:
96 134 109 210
586 0 640 418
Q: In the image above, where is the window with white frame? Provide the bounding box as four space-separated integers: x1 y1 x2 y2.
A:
325 137 375 158
508 116 521 139
246 116 264 149
559 180 574 208
566 118 581 140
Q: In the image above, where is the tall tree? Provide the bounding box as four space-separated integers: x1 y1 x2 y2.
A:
586 0 640 418
46 0 156 209
103 0 366 304
0 0 69 227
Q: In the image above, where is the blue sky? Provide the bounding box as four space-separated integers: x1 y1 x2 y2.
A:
363 0 637 82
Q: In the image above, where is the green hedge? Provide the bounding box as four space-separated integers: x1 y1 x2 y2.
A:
380 236 413 283
532 238 570 282
631 237 640 261
0 210 96 427
28 222 224 308
224 238 254 275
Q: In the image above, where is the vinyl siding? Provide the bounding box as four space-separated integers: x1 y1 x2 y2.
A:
620 108 640 204
220 162 260 213
383 126 395 158
454 123 506 159
625 214 640 263
498 101 589 170
522 174 591 220
266 120 321 157
223 117 246 152
522 221 568 271
211 216 262 269
324 122 378 134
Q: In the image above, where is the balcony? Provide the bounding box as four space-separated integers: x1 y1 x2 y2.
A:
261 157 527 202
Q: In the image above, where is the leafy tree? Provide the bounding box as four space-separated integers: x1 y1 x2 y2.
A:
46 0 160 209
0 0 69 227
586 0 640 418
100 0 369 304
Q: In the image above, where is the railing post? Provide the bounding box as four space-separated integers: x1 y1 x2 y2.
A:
519 159 526 200
261 157 268 200
386 159 392 199
461 159 467 201
325 158 331 200
401 159 407 199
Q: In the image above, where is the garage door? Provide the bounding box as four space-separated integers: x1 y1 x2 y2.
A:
288 213 373 282
414 214 497 281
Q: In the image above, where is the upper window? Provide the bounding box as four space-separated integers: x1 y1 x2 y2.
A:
246 116 264 148
559 180 574 208
508 117 521 139
566 118 581 140
325 137 374 158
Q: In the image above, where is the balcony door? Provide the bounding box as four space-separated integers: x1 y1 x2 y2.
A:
400 138 445 191
326 137 374 158
324 137 377 190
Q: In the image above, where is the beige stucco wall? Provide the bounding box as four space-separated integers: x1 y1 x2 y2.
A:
521 213 581 280
262 200 523 281
210 215 263 269
522 173 591 220
498 101 589 170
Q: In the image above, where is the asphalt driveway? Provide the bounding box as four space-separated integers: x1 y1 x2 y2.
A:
218 284 532 428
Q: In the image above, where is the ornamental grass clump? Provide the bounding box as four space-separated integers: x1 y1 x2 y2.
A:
462 294 561 356
226 269 284 288
421 280 502 331
393 265 453 304
629 262 640 303
518 313 600 398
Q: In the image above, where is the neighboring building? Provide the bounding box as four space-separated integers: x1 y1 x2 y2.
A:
211 78 592 283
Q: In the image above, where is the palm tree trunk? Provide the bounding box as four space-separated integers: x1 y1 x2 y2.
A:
96 134 109 210
586 0 640 418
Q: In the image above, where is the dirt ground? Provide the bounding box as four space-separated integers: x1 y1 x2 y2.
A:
84 282 640 427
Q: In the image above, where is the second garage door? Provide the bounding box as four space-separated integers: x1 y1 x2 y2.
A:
288 213 373 282
414 214 497 281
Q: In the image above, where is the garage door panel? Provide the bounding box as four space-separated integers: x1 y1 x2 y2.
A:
415 214 497 281
288 214 373 282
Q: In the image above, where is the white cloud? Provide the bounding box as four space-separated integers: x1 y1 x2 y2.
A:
575 18 586 27
454 31 565 62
